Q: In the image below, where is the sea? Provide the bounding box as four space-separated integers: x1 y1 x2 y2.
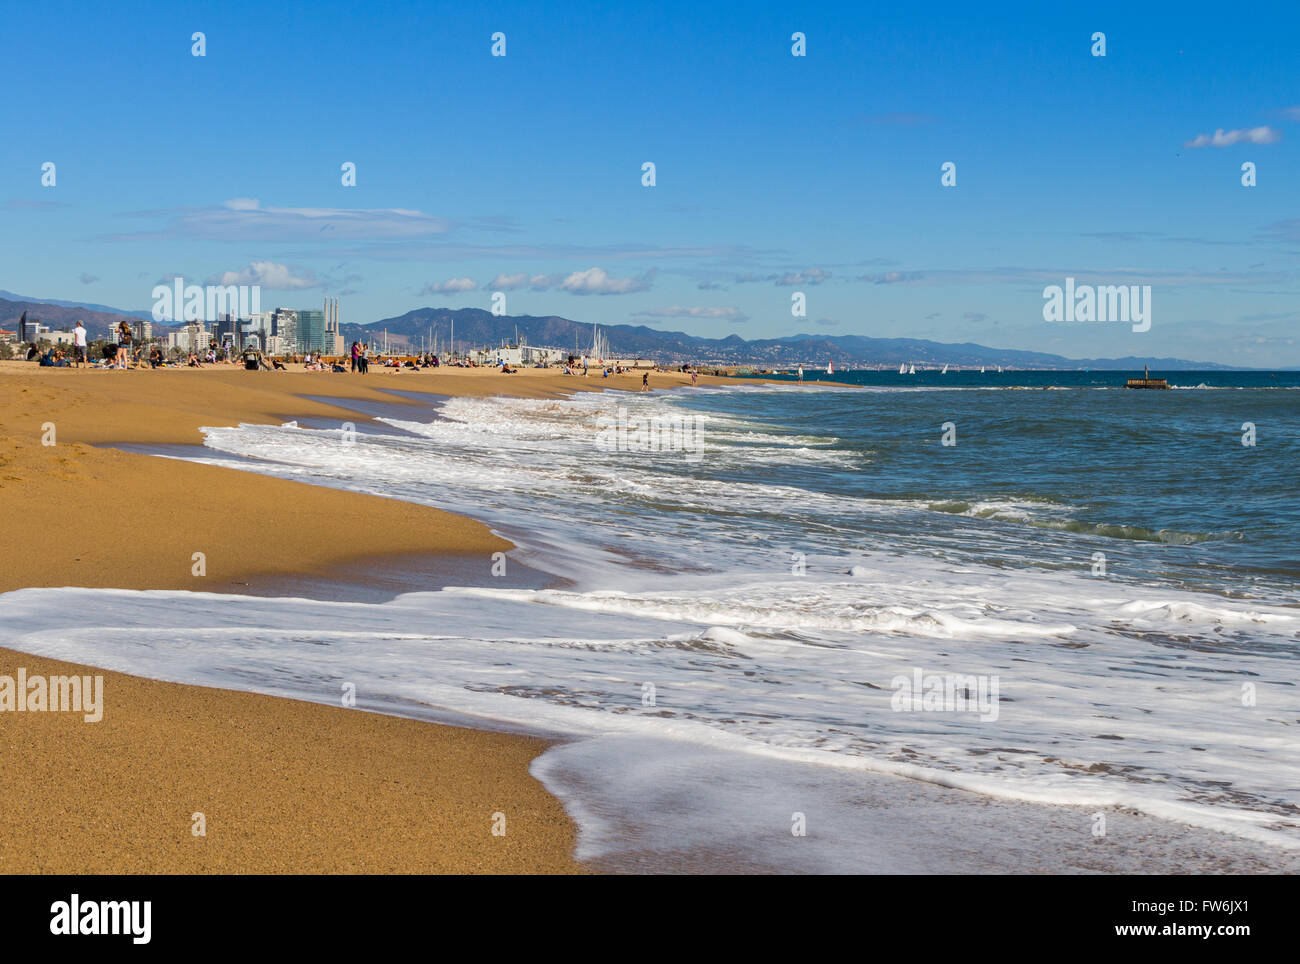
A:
4 368 1298 871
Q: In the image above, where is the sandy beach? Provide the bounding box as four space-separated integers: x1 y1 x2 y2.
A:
0 360 724 874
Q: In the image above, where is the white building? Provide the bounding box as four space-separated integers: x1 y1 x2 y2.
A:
473 345 568 367
167 323 212 353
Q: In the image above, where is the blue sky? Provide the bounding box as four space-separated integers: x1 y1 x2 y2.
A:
3 0 1297 363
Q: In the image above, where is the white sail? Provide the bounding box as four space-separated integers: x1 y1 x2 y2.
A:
826 361 833 375
980 366 985 374
898 363 906 374
908 364 916 374
941 363 949 374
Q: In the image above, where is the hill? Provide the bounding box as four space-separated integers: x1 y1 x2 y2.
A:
0 290 1249 369
346 307 1242 370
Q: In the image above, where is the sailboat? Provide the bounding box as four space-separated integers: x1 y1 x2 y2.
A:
898 362 906 374
997 365 1003 373
908 364 916 375
826 361 833 375
980 366 985 374
941 363 949 374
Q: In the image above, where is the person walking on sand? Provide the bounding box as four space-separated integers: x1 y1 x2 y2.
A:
642 371 649 391
72 321 88 368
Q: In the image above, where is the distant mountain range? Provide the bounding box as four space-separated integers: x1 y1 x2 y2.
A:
0 293 156 336
0 290 154 323
0 290 1247 370
346 306 1244 370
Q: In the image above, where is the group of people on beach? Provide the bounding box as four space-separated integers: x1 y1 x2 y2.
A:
26 320 93 368
346 342 455 373
22 328 700 387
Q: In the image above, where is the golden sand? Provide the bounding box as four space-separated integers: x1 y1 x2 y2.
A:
0 361 730 873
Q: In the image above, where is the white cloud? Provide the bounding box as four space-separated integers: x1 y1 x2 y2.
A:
736 268 831 286
558 267 653 295
1183 126 1281 148
112 200 452 242
420 277 477 295
208 261 319 290
487 272 529 290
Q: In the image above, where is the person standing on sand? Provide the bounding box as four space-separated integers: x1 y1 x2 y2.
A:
116 321 133 369
691 370 698 386
73 321 88 368
642 371 649 391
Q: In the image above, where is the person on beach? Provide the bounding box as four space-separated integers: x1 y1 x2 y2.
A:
691 370 698 386
350 341 360 372
116 321 133 369
642 371 649 391
73 321 88 368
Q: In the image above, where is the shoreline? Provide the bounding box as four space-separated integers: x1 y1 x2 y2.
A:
2 363 1294 873
0 363 724 874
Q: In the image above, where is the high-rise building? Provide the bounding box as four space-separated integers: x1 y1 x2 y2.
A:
271 309 298 355
295 309 326 354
